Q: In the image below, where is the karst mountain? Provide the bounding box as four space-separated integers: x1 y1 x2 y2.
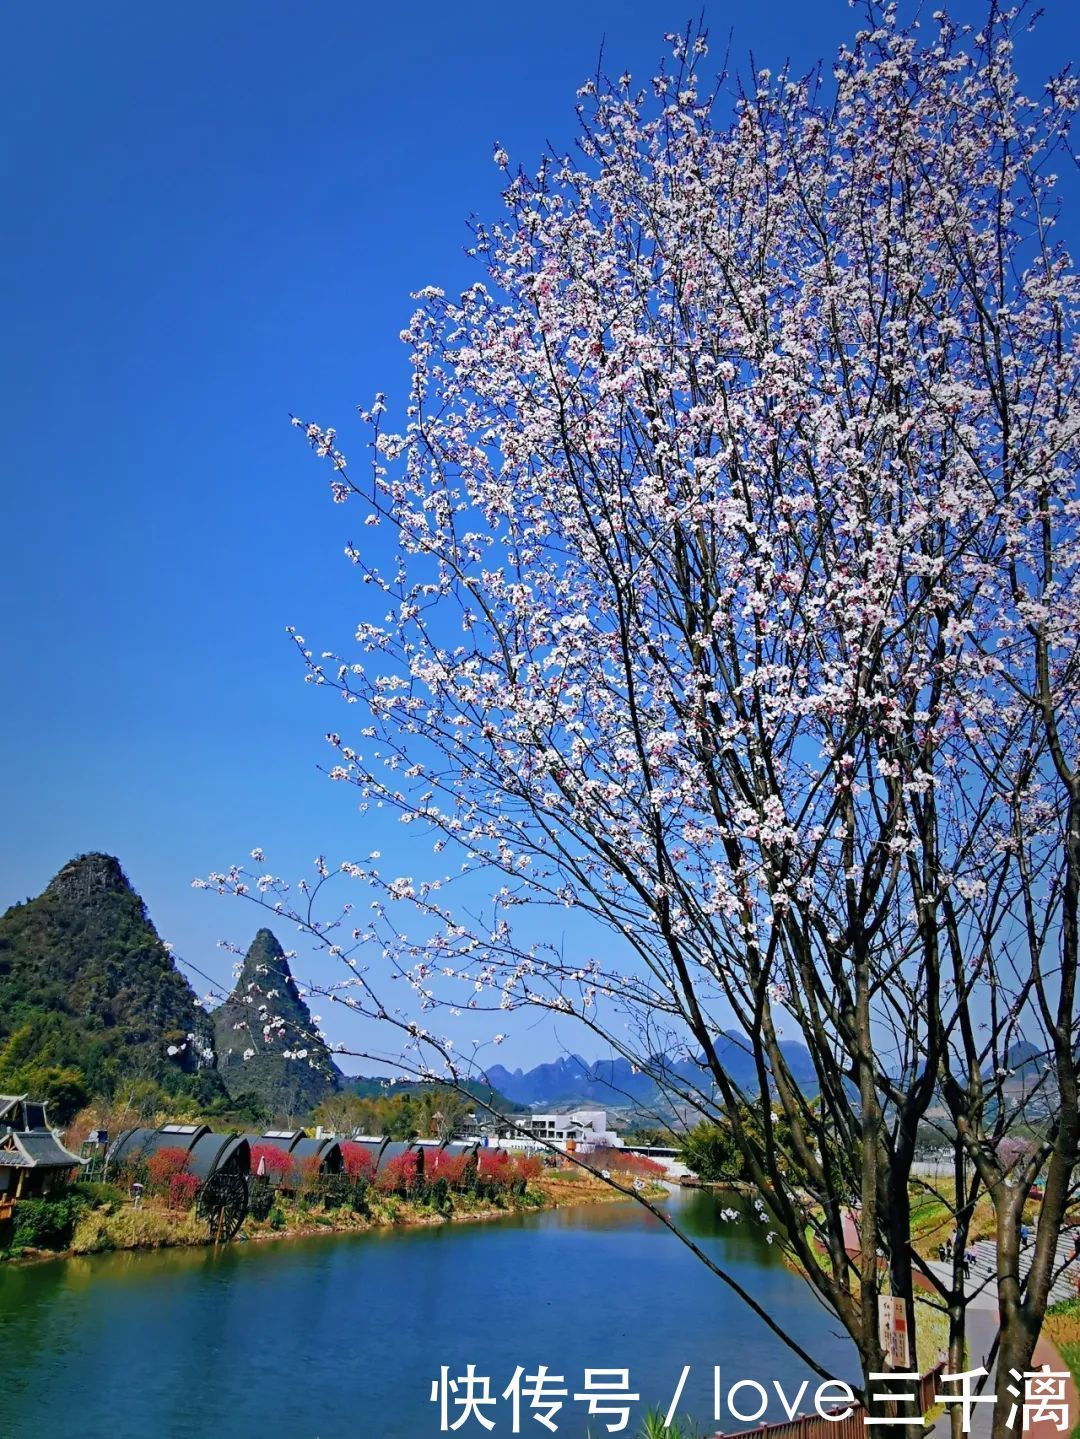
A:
0 854 340 1121
211 927 341 1116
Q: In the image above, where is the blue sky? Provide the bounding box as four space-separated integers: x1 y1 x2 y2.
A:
2 1 1078 1071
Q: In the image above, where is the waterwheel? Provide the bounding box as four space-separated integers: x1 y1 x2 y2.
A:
196 1170 248 1242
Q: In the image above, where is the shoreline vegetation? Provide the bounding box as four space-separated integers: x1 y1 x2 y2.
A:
2 1168 658 1268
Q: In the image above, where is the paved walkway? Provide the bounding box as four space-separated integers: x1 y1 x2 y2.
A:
926 1233 1080 1310
922 1236 1080 1438
923 1302 998 1439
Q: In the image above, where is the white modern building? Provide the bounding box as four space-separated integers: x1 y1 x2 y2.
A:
463 1108 621 1153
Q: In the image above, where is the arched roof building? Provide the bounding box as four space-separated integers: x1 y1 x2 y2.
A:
110 1122 198 1168
290 1136 343 1175
244 1130 344 1180
239 1128 305 1155
188 1132 250 1181
107 1124 249 1182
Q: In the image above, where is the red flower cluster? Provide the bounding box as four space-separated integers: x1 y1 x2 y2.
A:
478 1148 514 1182
377 1150 422 1194
339 1142 377 1180
477 1149 537 1189
425 1150 469 1186
249 1143 293 1180
587 1147 665 1180
168 1171 200 1210
145 1146 191 1194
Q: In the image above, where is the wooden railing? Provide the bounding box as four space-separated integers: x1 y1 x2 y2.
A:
715 1365 945 1439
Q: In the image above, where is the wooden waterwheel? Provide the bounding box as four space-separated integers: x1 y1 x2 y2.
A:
196 1170 248 1242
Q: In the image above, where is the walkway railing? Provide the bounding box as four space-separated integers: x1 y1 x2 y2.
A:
716 1365 945 1439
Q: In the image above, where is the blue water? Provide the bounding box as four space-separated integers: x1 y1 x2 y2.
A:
0 1191 856 1438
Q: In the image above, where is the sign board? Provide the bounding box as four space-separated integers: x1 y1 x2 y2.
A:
878 1296 911 1369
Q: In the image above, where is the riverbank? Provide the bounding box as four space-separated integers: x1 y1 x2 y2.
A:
3 1168 656 1266
244 1171 643 1245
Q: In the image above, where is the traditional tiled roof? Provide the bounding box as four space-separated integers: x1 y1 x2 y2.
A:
0 1095 28 1124
15 1131 85 1169
1 1096 52 1130
1 1134 82 1169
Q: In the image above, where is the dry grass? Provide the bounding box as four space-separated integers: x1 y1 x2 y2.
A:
71 1204 207 1254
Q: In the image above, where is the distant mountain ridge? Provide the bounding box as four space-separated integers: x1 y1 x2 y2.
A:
484 1033 818 1109
486 1036 1054 1113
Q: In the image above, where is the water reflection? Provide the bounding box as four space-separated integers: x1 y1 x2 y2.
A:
0 1189 856 1439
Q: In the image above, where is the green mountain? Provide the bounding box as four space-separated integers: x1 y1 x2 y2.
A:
0 853 222 1118
212 927 342 1120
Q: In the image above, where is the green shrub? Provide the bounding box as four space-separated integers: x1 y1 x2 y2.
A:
11 1195 87 1250
72 1180 125 1208
249 1184 275 1222
321 1175 350 1210
268 1206 286 1231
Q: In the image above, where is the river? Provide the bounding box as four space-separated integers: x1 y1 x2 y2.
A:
0 1190 856 1438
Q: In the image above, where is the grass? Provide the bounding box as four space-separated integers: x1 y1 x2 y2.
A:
909 1178 1002 1258
587 1412 700 1439
635 1410 701 1438
913 1287 952 1373
1043 1296 1080 1439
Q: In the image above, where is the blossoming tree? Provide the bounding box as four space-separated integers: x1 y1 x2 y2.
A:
203 8 1079 1428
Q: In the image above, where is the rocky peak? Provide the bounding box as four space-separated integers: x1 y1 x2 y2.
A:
234 928 302 1003
212 927 341 1118
45 852 135 904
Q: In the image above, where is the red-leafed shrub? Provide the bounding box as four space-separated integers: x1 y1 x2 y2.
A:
514 1154 542 1182
340 1143 377 1180
145 1147 191 1195
378 1151 421 1194
427 1151 469 1188
478 1148 515 1189
588 1146 665 1180
168 1171 200 1210
250 1143 293 1182
296 1153 323 1192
